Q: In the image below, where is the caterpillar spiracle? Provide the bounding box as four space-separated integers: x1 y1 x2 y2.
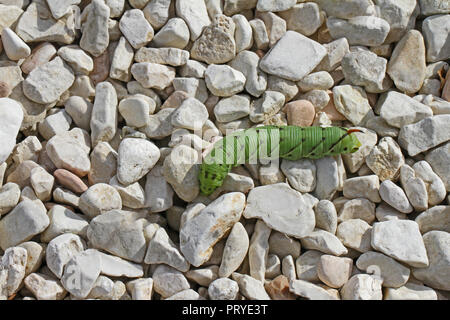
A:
199 125 362 195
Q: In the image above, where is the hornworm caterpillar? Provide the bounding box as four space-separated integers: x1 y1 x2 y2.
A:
199 125 362 195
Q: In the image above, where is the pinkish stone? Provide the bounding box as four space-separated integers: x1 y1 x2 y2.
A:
284 99 316 126
53 169 89 194
90 51 110 85
442 70 450 102
321 92 346 121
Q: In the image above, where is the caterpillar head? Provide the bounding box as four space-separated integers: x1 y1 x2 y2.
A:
346 129 363 153
199 163 232 196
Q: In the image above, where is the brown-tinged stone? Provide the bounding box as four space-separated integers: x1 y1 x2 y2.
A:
442 69 450 102
0 81 10 98
161 90 190 109
90 51 110 85
21 42 57 75
264 275 296 300
284 100 315 126
53 169 88 194
321 91 346 121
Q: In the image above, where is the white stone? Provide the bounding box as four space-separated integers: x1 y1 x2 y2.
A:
1 27 30 60
425 142 450 190
231 273 271 300
152 264 190 298
336 219 373 253
80 0 110 57
412 231 450 291
314 200 338 234
0 199 49 250
247 19 267 51
343 175 381 203
356 251 410 288
398 115 450 157
289 279 338 300
214 95 251 122
384 282 437 300
144 165 173 212
219 222 249 278
249 91 285 123
152 18 190 49
379 180 413 214
415 206 450 234
97 251 143 278
300 229 348 256
208 278 239 300
24 273 66 300
110 37 134 82
171 97 209 130
230 51 267 98
422 14 450 62
46 233 84 279
248 220 271 282
314 156 339 200
109 176 145 209
379 91 433 128
0 98 23 164
119 9 154 49
41 205 88 242
118 95 153 128
90 82 118 146
162 145 200 202
143 0 171 29
371 220 429 268
279 3 323 37
126 278 153 300
61 249 101 298
144 227 189 272
38 110 72 141
340 274 383 300
175 0 211 41
57 45 93 76
79 183 122 219
131 62 176 90
332 85 373 126
327 16 390 47
260 31 326 81
244 183 315 239
87 210 148 263
185 266 218 287
15 1 76 44
117 138 160 185
23 57 74 104
281 159 316 193
233 15 253 53
341 50 388 93
0 247 27 299
205 64 245 97
366 137 405 182
0 183 20 216
180 192 245 267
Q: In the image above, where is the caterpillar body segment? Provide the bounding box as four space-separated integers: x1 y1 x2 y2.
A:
199 126 362 195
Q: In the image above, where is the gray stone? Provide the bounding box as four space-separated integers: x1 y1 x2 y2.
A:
371 220 429 267
379 180 413 214
398 115 450 157
90 82 118 146
180 192 245 267
356 251 410 288
301 229 348 256
244 183 315 239
87 210 148 263
259 31 326 81
219 222 249 278
425 142 450 190
412 231 450 291
422 14 450 62
378 91 432 129
230 51 267 98
80 0 110 57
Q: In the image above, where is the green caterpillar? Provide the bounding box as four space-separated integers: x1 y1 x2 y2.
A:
199 125 362 195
